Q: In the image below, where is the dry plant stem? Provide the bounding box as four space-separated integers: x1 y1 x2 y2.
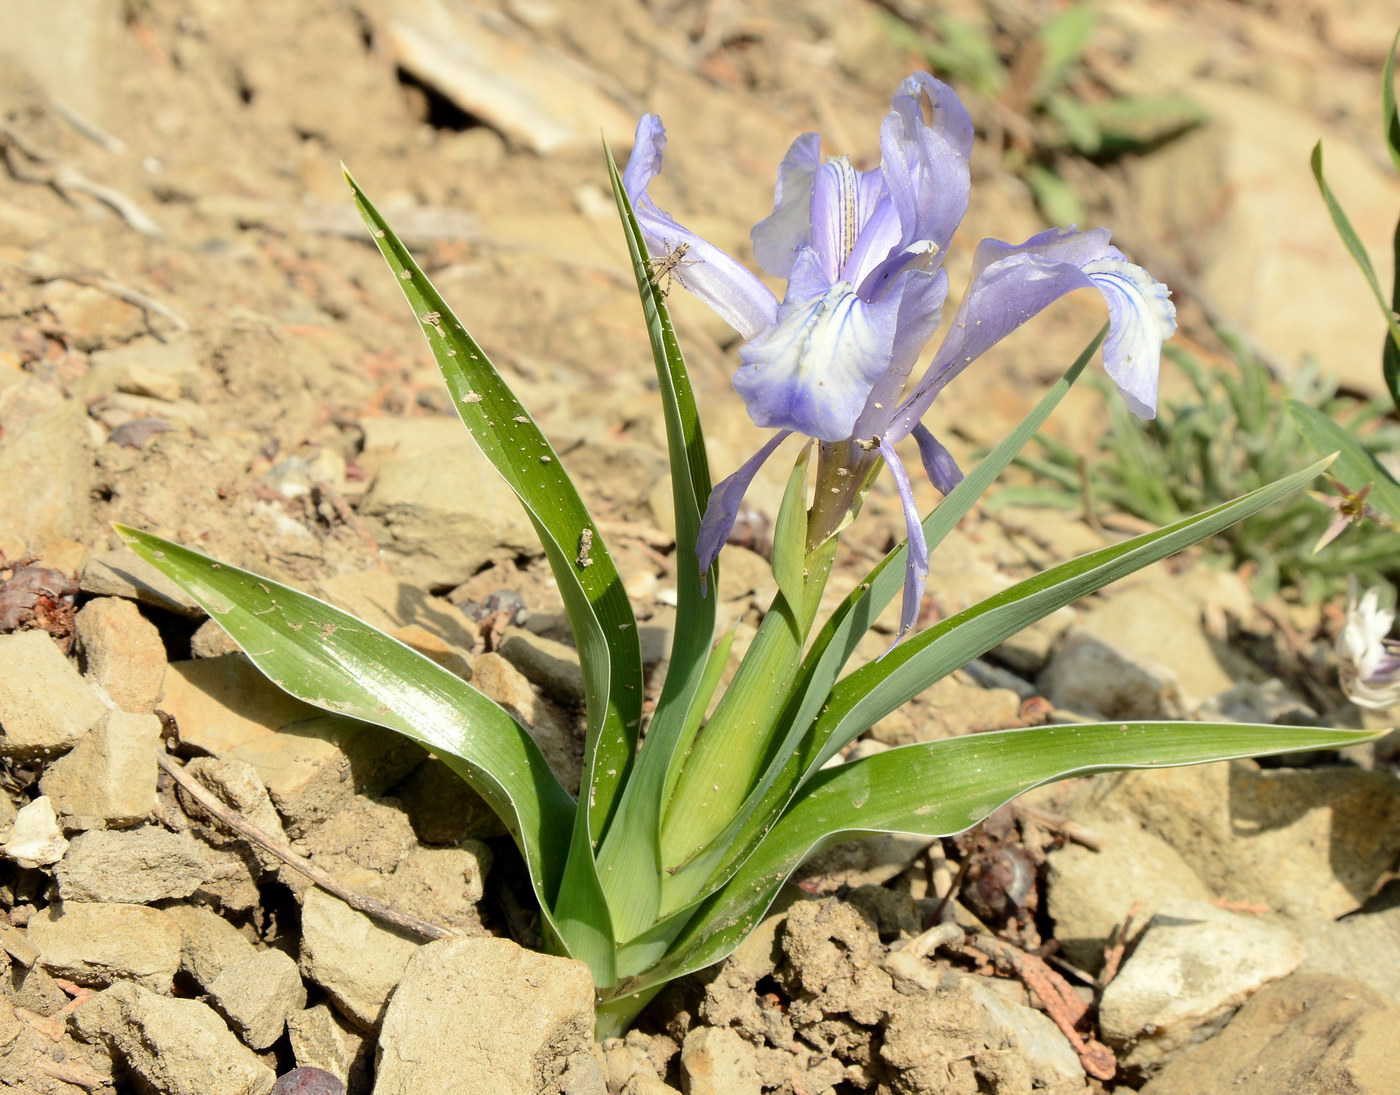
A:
156 751 456 942
1098 897 1142 988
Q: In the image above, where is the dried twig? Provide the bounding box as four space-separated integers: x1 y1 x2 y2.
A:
1099 898 1143 988
157 750 456 942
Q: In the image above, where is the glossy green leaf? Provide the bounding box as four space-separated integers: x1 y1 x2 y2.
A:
616 720 1381 997
113 527 588 956
1289 400 1400 524
1382 27 1399 177
811 457 1333 756
589 148 718 938
346 171 640 979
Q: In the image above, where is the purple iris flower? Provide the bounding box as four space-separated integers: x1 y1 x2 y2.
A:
623 73 1177 639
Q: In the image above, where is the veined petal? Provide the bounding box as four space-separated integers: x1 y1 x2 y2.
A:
751 132 822 279
734 266 900 442
850 266 947 439
696 430 792 574
911 423 963 494
890 227 1176 440
880 73 972 257
624 114 779 340
879 439 930 644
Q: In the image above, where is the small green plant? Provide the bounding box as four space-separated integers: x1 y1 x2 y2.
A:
116 75 1377 1039
992 338 1400 602
882 3 1205 225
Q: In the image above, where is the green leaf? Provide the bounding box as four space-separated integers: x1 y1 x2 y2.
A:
1289 400 1400 524
587 148 718 940
1383 27 1400 177
617 720 1382 997
346 170 639 983
1026 163 1088 227
113 527 590 957
811 457 1334 754
1083 95 1206 154
1310 143 1400 355
657 332 1103 919
771 444 813 612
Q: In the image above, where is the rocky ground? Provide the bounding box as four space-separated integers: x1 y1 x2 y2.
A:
1 0 1399 1093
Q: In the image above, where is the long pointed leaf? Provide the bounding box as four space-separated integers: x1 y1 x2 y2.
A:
346 172 639 980
612 720 1380 997
114 527 586 954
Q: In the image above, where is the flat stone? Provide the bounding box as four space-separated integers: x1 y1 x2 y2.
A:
72 981 275 1095
41 280 144 349
74 596 167 712
28 901 181 991
229 714 424 837
190 615 242 657
81 548 202 616
0 630 105 760
1140 974 1400 1095
286 1003 369 1089
1098 898 1302 1070
163 904 256 987
1081 762 1400 921
207 946 307 1050
499 627 584 706
1039 628 1183 720
0 381 93 554
1046 816 1215 973
355 418 539 588
39 710 161 829
1 795 68 868
55 826 209 903
680 1026 761 1095
84 337 207 403
866 670 1022 746
468 652 579 794
1298 896 1400 1006
298 888 422 1031
160 653 322 755
373 937 595 1095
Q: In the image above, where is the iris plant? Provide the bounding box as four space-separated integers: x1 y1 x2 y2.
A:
626 73 1177 636
118 72 1374 1040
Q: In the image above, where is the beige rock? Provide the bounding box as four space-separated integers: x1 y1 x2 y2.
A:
41 281 144 350
29 901 181 991
373 937 595 1094
181 755 288 871
74 596 167 712
0 381 94 555
207 947 307 1050
680 1026 761 1095
84 337 207 403
287 1002 369 1087
468 652 579 793
40 710 162 828
1099 898 1303 1071
395 754 506 844
499 627 584 706
298 888 422 1030
1082 762 1400 921
0 630 106 760
1298 896 1400 1007
1046 816 1216 973
72 981 274 1095
161 653 322 755
164 904 255 987
1 796 68 868
230 714 424 836
55 826 209 903
81 548 201 616
190 616 241 657
315 566 480 655
1140 974 1400 1095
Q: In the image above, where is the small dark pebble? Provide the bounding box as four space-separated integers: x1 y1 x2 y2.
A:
271 1067 345 1095
462 588 529 625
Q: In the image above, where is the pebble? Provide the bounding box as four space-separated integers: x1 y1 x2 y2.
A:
1 796 68 868
0 630 106 760
39 710 162 829
29 901 182 992
74 595 167 712
55 827 209 903
1098 898 1303 1070
72 981 276 1095
373 937 596 1095
297 888 422 1031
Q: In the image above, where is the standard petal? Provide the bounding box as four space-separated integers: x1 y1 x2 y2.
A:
879 439 930 643
695 430 792 574
623 114 780 340
734 272 901 442
751 132 822 279
889 227 1176 440
850 266 947 440
911 423 963 494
